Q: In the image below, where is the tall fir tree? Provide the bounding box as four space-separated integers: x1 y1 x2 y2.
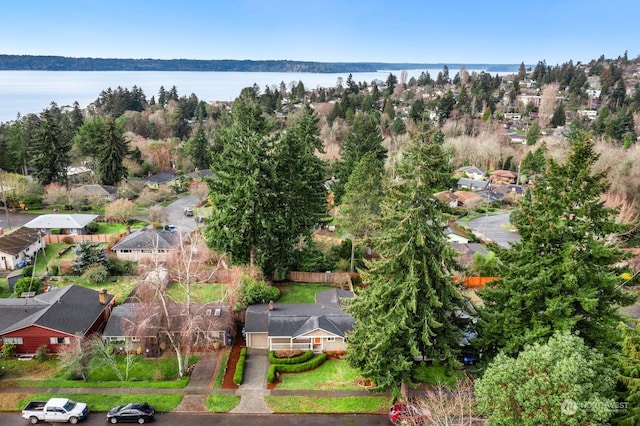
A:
186 123 212 170
97 119 129 186
346 129 468 396
30 102 72 185
476 131 634 358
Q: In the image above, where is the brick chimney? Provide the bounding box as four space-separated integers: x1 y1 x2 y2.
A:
99 288 108 304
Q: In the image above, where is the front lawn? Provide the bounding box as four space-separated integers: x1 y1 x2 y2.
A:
412 362 465 387
276 283 336 303
14 393 182 412
205 395 241 412
274 358 363 391
265 395 390 414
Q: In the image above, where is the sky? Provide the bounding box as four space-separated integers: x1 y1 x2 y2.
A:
1 0 638 66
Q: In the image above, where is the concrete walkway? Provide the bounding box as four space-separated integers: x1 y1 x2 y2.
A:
174 352 219 412
229 353 273 414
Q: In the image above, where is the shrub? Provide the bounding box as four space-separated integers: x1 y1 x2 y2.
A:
47 262 60 276
21 265 34 278
235 276 280 310
233 348 248 385
1 343 16 358
61 236 75 244
85 221 99 233
13 277 42 296
35 344 49 361
82 264 109 284
107 257 136 275
269 350 314 364
267 353 327 382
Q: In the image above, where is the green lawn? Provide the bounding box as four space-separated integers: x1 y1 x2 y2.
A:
275 358 364 391
205 395 241 412
213 350 230 388
412 363 465 387
277 283 336 303
165 282 227 303
265 396 390 414
16 393 183 412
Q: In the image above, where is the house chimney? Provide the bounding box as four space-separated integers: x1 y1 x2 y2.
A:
268 300 274 311
99 288 107 304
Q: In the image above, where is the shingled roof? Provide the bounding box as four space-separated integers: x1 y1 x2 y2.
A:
111 228 177 251
24 214 97 230
0 226 41 256
0 284 114 336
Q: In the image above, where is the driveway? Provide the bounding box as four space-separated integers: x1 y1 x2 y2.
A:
461 212 521 248
0 210 40 232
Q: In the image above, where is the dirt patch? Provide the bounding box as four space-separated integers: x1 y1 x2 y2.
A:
221 339 244 390
0 392 32 411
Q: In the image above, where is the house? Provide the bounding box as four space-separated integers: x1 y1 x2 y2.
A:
184 169 212 180
76 184 117 202
433 190 459 208
451 242 489 270
245 288 354 353
445 227 470 244
456 178 488 192
0 226 45 271
24 214 98 235
66 166 93 184
452 190 481 207
110 228 178 262
0 284 114 355
456 166 486 181
144 172 176 189
102 302 232 356
489 170 517 185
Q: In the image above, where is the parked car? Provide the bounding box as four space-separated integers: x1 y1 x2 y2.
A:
389 402 431 425
163 224 177 233
183 207 194 217
106 402 155 424
22 397 89 424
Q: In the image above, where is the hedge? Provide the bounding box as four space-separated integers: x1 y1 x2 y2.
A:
269 350 314 364
267 353 327 383
233 347 248 385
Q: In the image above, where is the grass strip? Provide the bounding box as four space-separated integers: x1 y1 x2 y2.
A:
265 395 390 414
204 395 241 412
15 393 183 412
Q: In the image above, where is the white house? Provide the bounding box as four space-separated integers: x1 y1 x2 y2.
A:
0 227 45 271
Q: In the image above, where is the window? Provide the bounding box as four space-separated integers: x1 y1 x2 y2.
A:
50 337 70 344
3 337 23 344
326 337 336 342
130 337 140 342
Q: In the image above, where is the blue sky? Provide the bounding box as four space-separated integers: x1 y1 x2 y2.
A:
1 0 637 65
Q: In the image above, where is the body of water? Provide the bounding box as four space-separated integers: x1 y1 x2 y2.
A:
0 68 506 123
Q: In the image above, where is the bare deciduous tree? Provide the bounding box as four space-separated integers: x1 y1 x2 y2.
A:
56 334 92 381
43 183 68 210
104 198 138 223
409 379 484 425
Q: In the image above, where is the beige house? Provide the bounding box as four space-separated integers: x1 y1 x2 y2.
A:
110 228 177 262
245 288 354 353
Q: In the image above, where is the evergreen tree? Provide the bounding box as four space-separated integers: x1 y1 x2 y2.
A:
333 112 386 201
186 124 212 170
339 152 384 241
30 102 72 185
617 320 640 425
346 130 468 396
549 102 566 127
476 131 634 358
525 120 541 145
206 95 277 271
97 119 129 186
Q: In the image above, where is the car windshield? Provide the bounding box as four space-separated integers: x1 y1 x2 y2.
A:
63 400 76 411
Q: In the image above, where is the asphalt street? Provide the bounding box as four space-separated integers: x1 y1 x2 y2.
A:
461 212 521 248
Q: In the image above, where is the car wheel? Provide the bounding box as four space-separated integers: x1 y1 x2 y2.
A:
138 418 146 424
69 417 78 425
110 418 118 424
29 416 39 424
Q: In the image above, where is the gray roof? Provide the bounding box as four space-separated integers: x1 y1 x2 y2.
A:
456 178 489 190
245 303 354 338
103 302 231 337
24 214 97 230
0 284 114 336
457 166 486 176
0 226 41 256
112 228 177 251
145 172 176 184
184 169 212 179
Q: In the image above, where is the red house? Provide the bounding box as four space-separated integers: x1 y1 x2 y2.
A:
0 284 114 355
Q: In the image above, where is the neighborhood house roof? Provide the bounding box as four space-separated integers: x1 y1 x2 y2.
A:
111 228 177 251
24 214 98 230
0 226 41 256
145 172 176 184
245 302 355 338
0 284 114 336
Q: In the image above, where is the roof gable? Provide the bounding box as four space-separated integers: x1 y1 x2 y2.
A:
112 228 177 251
0 226 41 256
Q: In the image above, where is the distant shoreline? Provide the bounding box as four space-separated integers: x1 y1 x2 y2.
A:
0 54 520 73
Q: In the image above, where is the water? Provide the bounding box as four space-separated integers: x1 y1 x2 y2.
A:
0 68 507 123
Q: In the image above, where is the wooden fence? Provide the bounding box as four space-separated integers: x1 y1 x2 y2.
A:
44 234 123 244
456 276 499 288
287 271 353 291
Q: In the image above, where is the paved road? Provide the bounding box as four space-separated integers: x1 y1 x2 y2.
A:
462 212 521 248
164 194 202 235
0 412 390 425
0 209 40 232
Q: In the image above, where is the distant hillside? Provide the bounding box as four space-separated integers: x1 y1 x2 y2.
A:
0 54 519 73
